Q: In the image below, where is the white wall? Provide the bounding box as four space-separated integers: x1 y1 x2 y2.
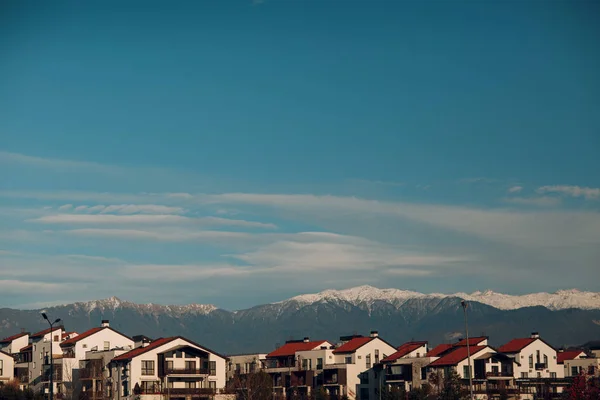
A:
455 347 495 379
2 335 29 355
0 352 15 381
509 339 563 378
346 337 397 400
564 358 600 377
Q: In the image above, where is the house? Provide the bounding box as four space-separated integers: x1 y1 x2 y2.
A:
109 336 227 400
0 332 30 355
332 331 396 400
79 348 132 400
428 345 496 380
498 332 566 399
379 341 433 392
226 353 267 382
561 349 600 378
264 337 334 398
0 349 15 382
557 350 587 377
54 320 134 399
28 324 66 394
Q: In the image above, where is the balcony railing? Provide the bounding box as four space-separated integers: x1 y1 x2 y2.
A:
486 372 514 377
165 388 216 396
535 363 547 370
386 374 410 382
165 367 210 375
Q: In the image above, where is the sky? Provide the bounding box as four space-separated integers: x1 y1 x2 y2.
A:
1 0 599 310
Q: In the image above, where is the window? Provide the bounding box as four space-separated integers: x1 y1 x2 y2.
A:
529 355 533 368
537 372 541 378
543 355 548 366
317 358 323 370
167 361 174 371
0 359 3 375
302 359 308 370
141 360 155 375
345 356 352 364
83 344 87 349
209 381 216 389
185 361 196 372
589 366 596 375
33 362 36 369
551 372 557 378
492 366 499 375
104 341 110 351
571 366 578 376
184 381 196 388
521 372 528 378
235 363 241 373
209 361 216 375
416 353 420 358
536 350 540 363
366 354 371 369
33 345 36 352
140 381 156 393
421 367 427 380
54 335 59 342
175 350 182 358
374 349 379 364
463 366 471 379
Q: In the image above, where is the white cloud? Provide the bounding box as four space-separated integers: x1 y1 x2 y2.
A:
58 204 73 211
56 228 251 241
508 186 523 193
0 279 72 293
537 185 600 200
502 196 560 207
0 151 120 173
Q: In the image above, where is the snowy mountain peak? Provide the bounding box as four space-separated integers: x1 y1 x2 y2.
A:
70 297 218 315
278 286 600 311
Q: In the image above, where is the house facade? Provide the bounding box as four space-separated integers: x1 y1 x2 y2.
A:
0 332 30 355
379 341 432 392
0 350 15 382
110 336 226 400
226 353 267 382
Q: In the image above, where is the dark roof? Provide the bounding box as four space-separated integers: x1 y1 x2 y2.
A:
132 335 153 342
60 327 132 347
113 337 174 361
267 340 329 358
557 350 586 364
20 344 33 352
429 346 488 367
456 337 488 347
0 349 15 358
381 342 428 363
426 344 454 357
333 337 374 354
113 336 226 361
0 332 29 343
31 326 64 338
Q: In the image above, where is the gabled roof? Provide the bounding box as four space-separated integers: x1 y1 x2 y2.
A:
0 332 29 343
381 341 428 363
267 340 329 358
498 338 536 353
426 343 454 357
557 350 586 364
429 346 488 367
31 326 64 338
456 337 487 347
333 337 374 354
60 326 132 347
112 336 226 361
0 349 15 358
113 337 174 361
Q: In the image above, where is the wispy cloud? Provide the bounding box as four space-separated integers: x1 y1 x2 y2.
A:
508 186 523 193
537 185 600 200
0 151 121 173
502 196 561 207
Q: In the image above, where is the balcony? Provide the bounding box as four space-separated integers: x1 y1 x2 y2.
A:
486 372 514 378
535 363 547 370
43 370 63 382
386 374 410 382
165 367 210 375
165 388 216 396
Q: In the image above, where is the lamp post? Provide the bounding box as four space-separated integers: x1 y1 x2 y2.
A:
42 313 61 400
461 300 474 400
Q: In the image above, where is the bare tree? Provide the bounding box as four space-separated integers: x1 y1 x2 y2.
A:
226 371 273 400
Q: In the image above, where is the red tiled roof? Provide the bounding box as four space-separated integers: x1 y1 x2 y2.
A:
62 332 77 339
20 344 33 352
429 346 488 367
333 337 373 354
60 327 104 346
557 350 586 364
0 332 29 343
381 342 428 363
31 326 63 338
267 340 329 358
426 344 454 357
498 338 536 353
456 337 487 347
113 337 175 361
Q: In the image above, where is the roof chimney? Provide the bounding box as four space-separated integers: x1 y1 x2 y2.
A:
370 331 379 338
101 320 110 328
531 332 539 339
303 337 310 343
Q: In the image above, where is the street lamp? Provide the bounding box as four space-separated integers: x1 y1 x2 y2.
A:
42 313 61 400
461 300 474 400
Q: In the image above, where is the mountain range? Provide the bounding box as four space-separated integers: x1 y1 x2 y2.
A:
1 286 599 354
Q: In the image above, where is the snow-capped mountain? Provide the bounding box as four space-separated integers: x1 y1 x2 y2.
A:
67 296 218 316
279 285 600 311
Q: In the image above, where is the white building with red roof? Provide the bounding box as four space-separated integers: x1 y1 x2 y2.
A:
0 349 15 382
109 336 226 400
0 332 30 355
379 341 433 392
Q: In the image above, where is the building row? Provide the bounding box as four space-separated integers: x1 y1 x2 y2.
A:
1 322 599 400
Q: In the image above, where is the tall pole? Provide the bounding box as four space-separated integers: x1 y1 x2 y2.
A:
461 301 474 400
42 313 61 400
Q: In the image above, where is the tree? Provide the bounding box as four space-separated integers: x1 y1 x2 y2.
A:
565 371 600 400
428 372 443 396
226 371 274 400
407 384 433 400
381 385 406 400
438 370 467 400
0 380 44 400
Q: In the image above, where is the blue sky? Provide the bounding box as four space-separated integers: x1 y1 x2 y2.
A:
1 0 599 310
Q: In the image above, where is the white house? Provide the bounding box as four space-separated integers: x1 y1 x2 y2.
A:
331 332 397 400
28 325 66 394
109 336 227 400
557 350 587 377
56 320 134 399
380 341 433 392
0 332 30 355
0 350 15 382
498 333 563 379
